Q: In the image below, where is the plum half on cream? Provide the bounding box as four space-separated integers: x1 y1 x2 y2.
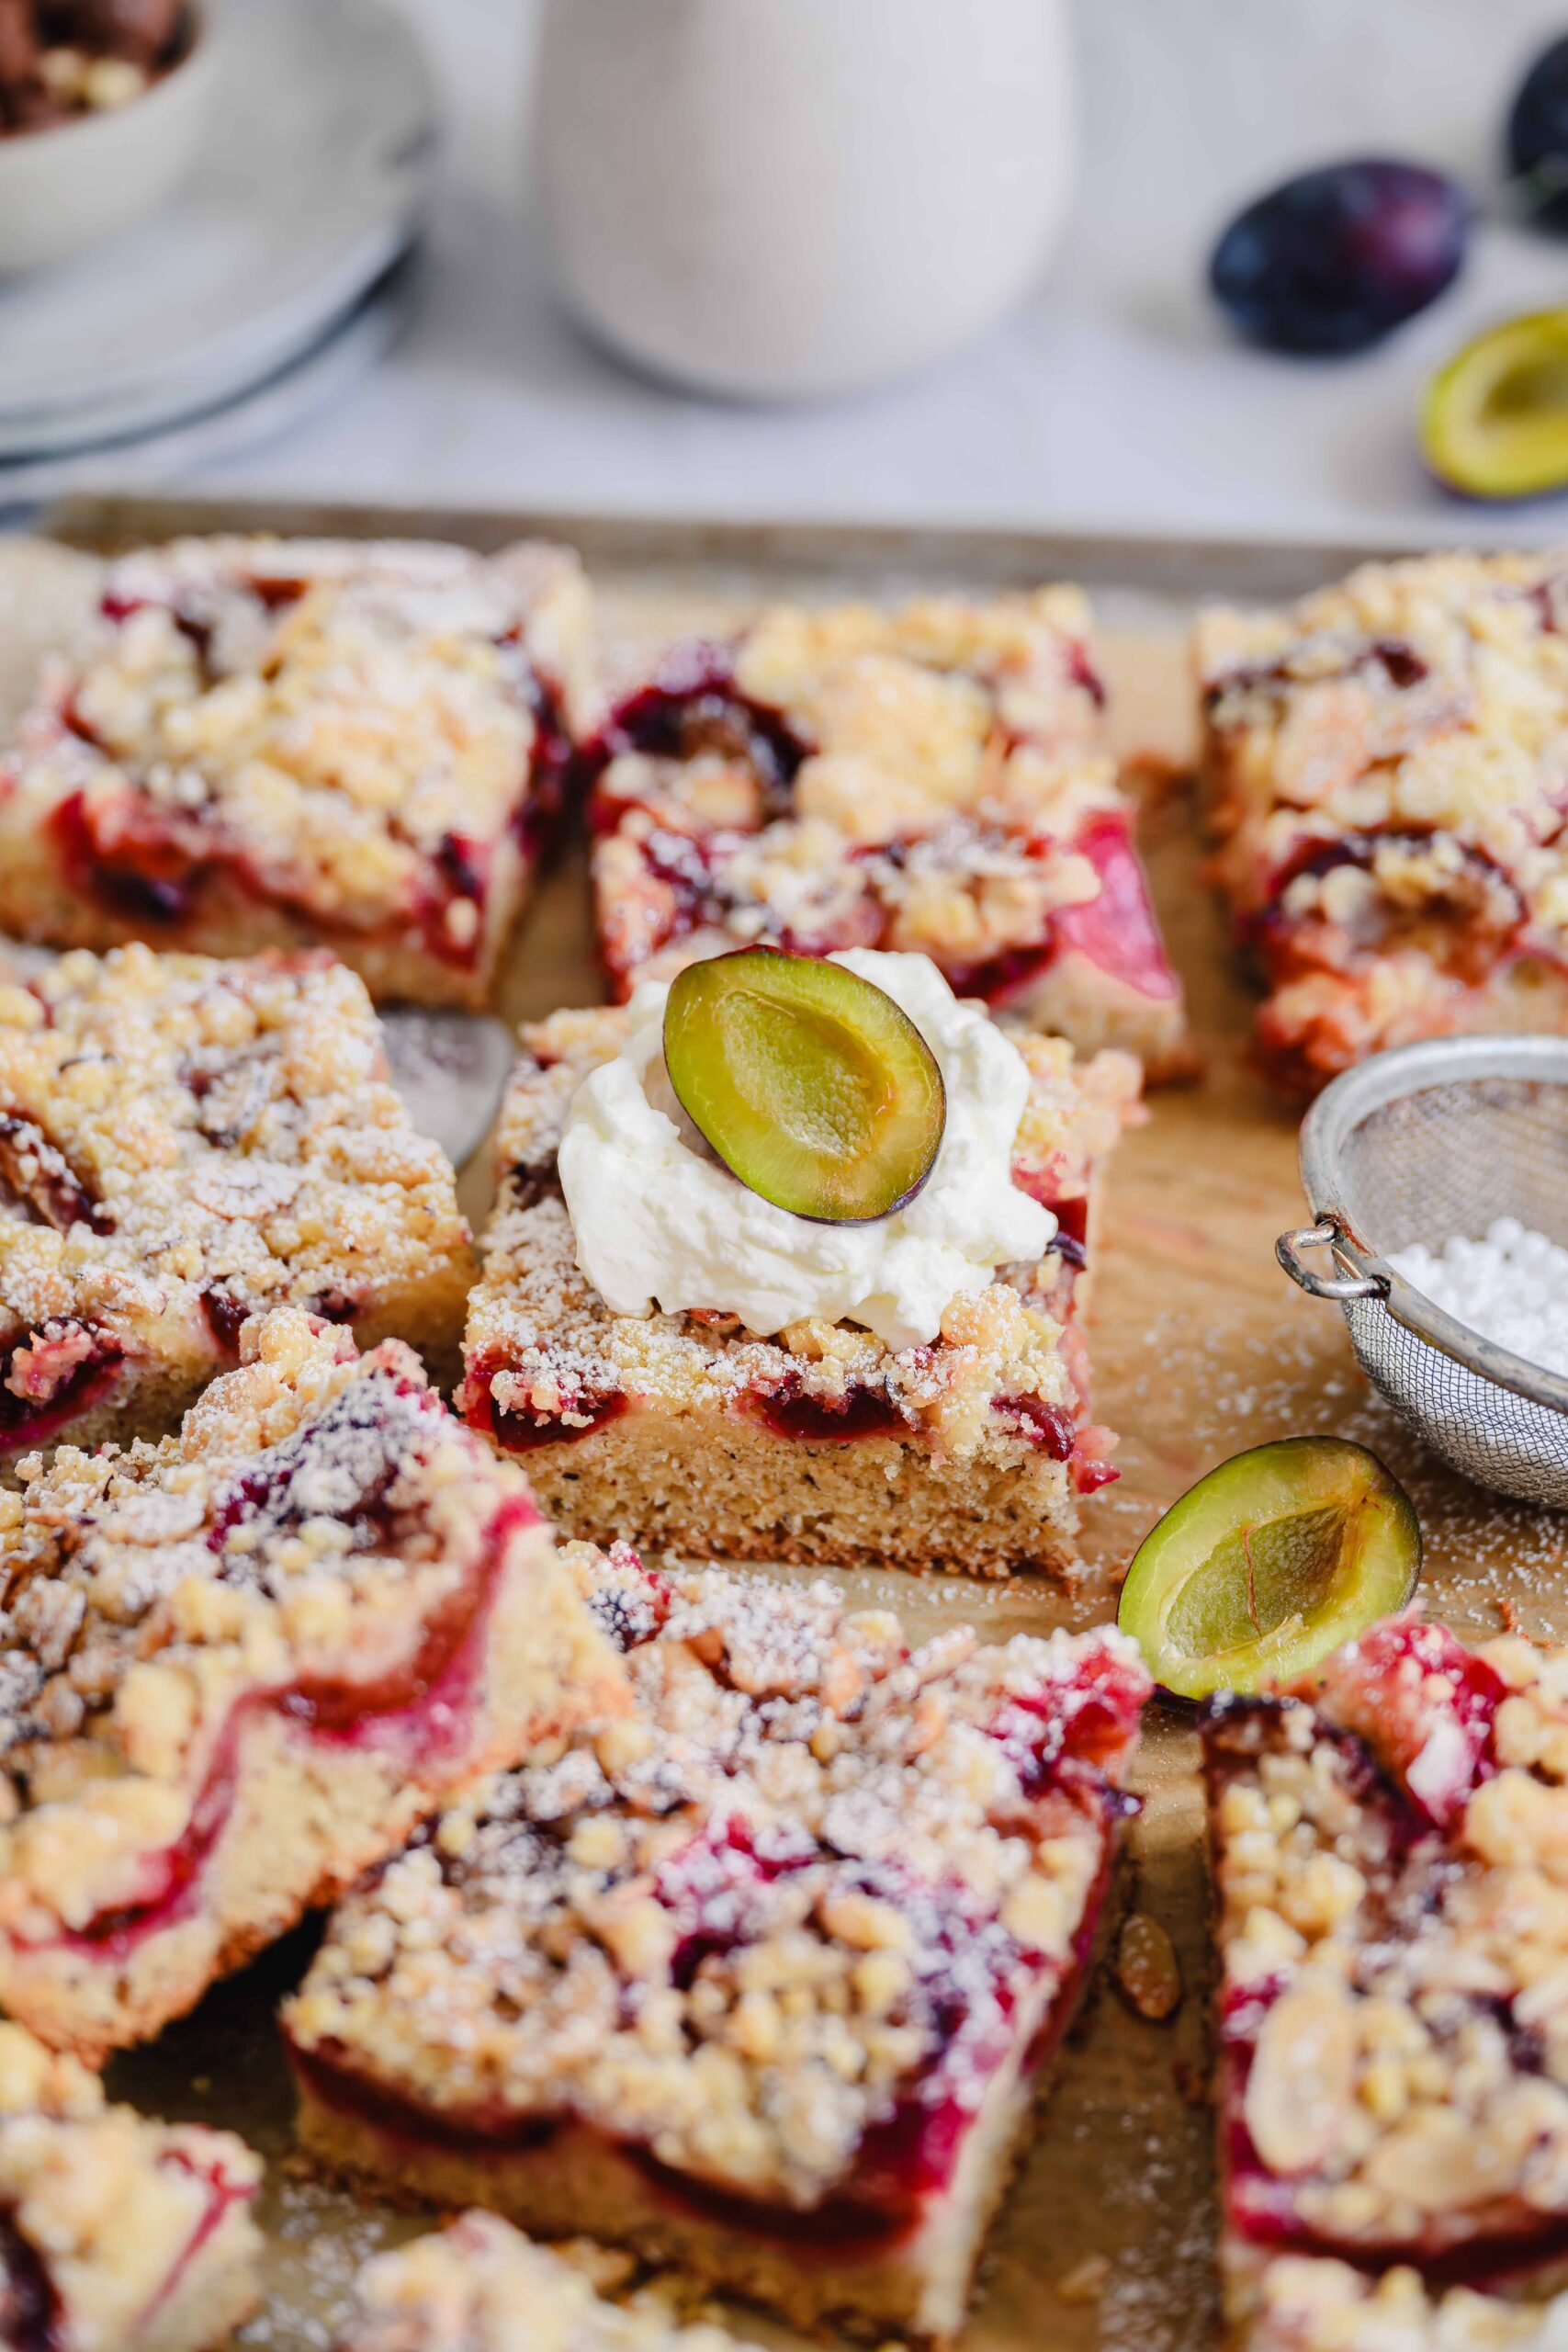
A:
458 948 1141 1577
586 589 1187 1078
286 1547 1153 2346
0 1308 625 2064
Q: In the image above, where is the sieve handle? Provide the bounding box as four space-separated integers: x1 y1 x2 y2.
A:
1276 1221 1385 1301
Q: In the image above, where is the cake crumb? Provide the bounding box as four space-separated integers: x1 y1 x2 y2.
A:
1056 2254 1111 2304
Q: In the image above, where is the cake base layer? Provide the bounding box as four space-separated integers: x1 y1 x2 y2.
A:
507 1408 1079 1578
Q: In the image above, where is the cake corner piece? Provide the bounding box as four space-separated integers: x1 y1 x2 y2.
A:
1196 549 1568 1094
1202 1611 1568 2344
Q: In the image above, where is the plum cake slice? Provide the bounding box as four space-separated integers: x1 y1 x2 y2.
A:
457 981 1141 1579
1198 551 1568 1094
587 592 1187 1074
0 2019 262 2352
1203 1616 1568 2345
0 942 473 1470
333 2212 762 2352
0 1308 626 2064
287 1548 1153 2345
0 534 592 1010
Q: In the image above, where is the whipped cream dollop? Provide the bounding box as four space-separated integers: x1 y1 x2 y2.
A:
558 949 1054 1351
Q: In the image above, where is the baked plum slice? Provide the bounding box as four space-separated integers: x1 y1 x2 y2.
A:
662 948 944 1223
1117 1436 1421 1700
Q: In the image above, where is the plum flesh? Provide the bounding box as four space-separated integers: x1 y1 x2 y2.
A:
661 949 945 1225
1117 1437 1421 1701
1422 310 1568 499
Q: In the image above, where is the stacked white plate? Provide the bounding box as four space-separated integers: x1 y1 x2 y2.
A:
0 0 434 492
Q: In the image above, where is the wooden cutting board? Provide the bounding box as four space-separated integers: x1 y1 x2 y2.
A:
33 499 1565 2352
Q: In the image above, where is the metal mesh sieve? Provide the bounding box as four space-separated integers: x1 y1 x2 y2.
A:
1276 1035 1568 1506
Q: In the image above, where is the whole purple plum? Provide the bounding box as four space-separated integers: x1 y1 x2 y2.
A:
1210 159 1471 356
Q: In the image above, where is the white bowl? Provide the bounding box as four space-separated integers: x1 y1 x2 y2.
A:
0 6 218 276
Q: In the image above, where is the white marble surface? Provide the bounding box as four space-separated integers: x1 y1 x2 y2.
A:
173 0 1568 544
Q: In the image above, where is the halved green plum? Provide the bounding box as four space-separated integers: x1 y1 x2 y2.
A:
1117 1436 1420 1701
662 949 945 1223
1421 311 1568 499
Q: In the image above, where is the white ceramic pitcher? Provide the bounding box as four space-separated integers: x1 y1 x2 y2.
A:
531 0 1077 401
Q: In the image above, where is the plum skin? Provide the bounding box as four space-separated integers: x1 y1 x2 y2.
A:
1210 159 1471 356
1508 36 1568 233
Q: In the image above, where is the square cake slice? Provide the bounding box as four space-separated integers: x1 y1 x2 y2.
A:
0 534 592 1009
0 1307 626 2064
287 1548 1153 2346
0 2020 262 2352
457 969 1141 1579
334 2212 761 2352
1202 1616 1568 2343
1197 551 1568 1094
588 592 1187 1074
0 943 474 1470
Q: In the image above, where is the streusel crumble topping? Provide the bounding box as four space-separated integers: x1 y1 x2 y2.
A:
1251 2255 1566 2352
0 1309 536 1939
336 2213 761 2352
288 1549 1150 2209
1199 551 1568 920
0 944 470 1403
10 535 589 935
1207 1618 1568 2266
0 2017 262 2349
588 592 1174 1012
